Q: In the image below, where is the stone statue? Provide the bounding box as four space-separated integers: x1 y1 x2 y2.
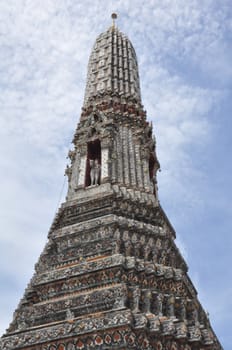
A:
66 308 75 320
68 149 75 162
124 240 132 256
144 244 151 260
143 290 152 313
90 159 95 185
156 293 163 316
167 295 175 317
179 298 187 321
90 159 101 185
192 307 199 324
65 165 72 182
159 250 166 264
132 287 141 312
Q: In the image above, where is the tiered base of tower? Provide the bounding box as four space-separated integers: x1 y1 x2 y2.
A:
1 185 222 350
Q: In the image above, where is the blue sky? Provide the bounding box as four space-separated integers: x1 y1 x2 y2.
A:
0 1 231 348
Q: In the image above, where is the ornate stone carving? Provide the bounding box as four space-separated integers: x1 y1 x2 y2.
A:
1 313 132 350
162 319 175 335
133 314 147 329
175 321 187 339
66 308 75 321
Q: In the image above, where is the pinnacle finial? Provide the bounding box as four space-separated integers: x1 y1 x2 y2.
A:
111 13 117 27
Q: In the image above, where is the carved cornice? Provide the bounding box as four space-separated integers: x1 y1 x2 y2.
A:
1 312 221 350
1 310 132 349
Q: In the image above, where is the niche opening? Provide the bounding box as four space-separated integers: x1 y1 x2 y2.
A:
85 139 101 187
149 154 156 180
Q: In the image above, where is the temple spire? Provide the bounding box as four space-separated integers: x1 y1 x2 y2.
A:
84 21 141 107
0 16 223 350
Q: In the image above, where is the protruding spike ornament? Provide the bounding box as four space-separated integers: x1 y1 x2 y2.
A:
111 13 117 27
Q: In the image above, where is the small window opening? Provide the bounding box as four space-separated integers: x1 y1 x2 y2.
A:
91 127 96 136
85 139 101 187
149 154 155 180
93 113 98 122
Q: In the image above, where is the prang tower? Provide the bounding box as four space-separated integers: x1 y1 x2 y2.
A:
1 17 223 350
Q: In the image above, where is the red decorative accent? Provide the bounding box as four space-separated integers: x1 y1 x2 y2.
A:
105 334 112 344
127 333 136 345
77 339 84 349
143 338 149 348
113 331 121 342
58 344 65 350
156 341 163 350
95 335 103 345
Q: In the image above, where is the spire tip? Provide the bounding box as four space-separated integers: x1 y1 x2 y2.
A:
111 13 118 27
